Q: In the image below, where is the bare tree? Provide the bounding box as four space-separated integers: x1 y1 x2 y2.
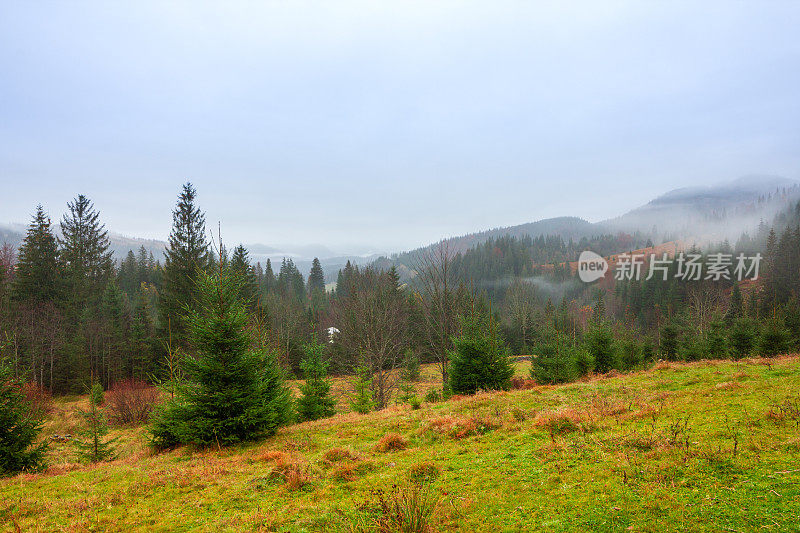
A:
334 267 407 409
687 282 724 334
411 242 466 385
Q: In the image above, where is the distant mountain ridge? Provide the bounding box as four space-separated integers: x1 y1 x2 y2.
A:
385 175 800 270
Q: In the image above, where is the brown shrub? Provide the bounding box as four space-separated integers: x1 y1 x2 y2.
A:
269 461 312 490
715 381 741 390
654 361 671 371
375 432 408 452
21 382 53 419
106 379 160 426
331 460 374 482
424 415 501 440
256 450 291 464
357 484 439 533
533 408 585 441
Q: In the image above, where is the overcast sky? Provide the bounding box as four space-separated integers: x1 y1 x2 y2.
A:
1 1 799 253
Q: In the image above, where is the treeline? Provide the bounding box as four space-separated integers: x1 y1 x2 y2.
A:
0 184 487 401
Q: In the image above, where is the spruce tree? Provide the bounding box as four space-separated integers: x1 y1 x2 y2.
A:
59 195 114 310
586 324 616 373
308 258 325 296
296 339 336 422
660 323 680 360
149 264 292 448
74 381 116 463
448 316 514 395
12 206 62 304
729 318 755 360
159 183 210 348
350 365 376 414
725 283 743 324
530 341 579 384
0 362 47 475
230 245 257 305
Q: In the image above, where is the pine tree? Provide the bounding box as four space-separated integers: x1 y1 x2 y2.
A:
0 362 47 475
725 283 743 323
296 339 336 422
530 341 579 384
759 319 789 357
586 324 616 373
660 323 680 360
230 245 257 305
149 264 292 448
159 183 210 349
308 258 325 296
12 206 62 304
729 318 755 360
74 381 116 463
59 195 114 310
448 316 514 395
262 259 276 294
349 365 376 414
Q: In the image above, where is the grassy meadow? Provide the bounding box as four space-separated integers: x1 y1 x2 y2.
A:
2 357 799 532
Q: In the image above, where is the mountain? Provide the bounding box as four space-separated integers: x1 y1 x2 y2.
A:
384 174 800 273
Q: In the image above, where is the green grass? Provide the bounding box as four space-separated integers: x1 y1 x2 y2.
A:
2 357 799 532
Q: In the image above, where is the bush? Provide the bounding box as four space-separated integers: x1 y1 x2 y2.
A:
21 382 53 420
352 484 438 533
448 316 514 395
423 389 441 403
0 364 47 475
705 321 728 359
106 379 160 426
375 432 408 452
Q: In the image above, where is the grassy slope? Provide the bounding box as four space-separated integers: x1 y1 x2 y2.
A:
2 357 799 532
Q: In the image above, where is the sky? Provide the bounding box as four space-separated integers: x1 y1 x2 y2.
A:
1 1 799 254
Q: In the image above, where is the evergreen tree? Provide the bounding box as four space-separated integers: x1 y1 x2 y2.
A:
729 318 755 359
296 339 336 422
448 316 514 395
530 341 580 384
150 264 292 448
349 365 376 414
660 323 680 360
262 259 276 294
308 258 326 296
401 349 421 382
725 283 743 323
12 206 62 304
159 183 210 348
0 362 47 475
759 319 789 357
74 381 116 463
59 195 114 310
230 245 257 305
586 324 616 373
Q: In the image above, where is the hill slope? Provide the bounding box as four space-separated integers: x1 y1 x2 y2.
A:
2 357 798 532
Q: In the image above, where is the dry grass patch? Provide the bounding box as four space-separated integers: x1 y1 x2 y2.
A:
321 447 357 465
533 408 589 441
715 381 742 390
268 460 312 491
424 415 501 440
375 432 408 452
331 460 375 482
